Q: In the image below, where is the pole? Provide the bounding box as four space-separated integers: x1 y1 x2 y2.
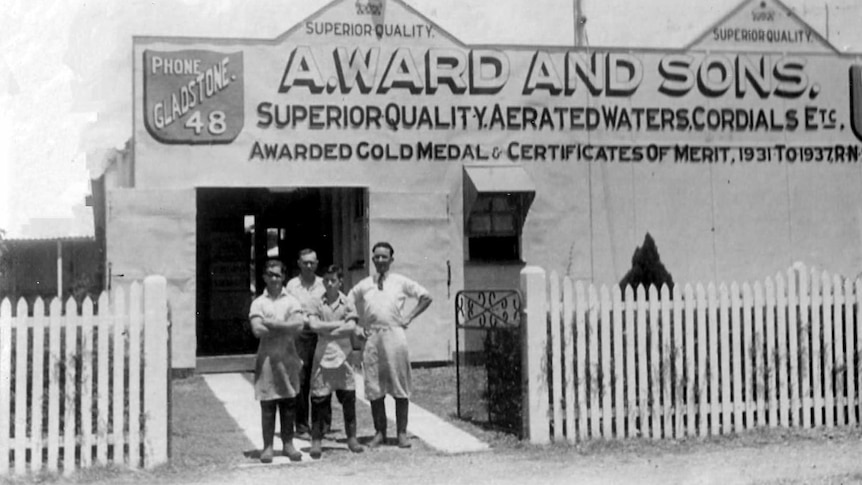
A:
573 0 585 47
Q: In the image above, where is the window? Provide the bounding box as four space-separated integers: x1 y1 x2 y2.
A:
467 194 522 261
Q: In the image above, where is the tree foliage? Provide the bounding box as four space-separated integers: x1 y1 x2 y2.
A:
619 232 674 296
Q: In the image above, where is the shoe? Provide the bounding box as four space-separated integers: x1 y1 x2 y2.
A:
283 442 302 462
367 432 386 448
310 439 322 459
260 446 274 463
347 437 364 453
397 433 412 449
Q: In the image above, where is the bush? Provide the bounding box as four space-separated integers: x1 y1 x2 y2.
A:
619 233 674 297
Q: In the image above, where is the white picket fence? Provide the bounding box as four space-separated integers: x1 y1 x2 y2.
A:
520 265 862 443
0 275 169 476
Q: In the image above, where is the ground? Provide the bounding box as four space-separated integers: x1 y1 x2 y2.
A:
6 367 862 485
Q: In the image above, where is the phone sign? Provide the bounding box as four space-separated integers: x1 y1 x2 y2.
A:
143 50 244 144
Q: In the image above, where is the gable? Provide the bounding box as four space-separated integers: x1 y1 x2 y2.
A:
688 0 837 53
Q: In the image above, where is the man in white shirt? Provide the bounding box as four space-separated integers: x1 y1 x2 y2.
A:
347 241 432 448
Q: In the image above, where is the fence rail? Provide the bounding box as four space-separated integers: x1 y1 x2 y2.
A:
520 265 862 443
0 276 169 476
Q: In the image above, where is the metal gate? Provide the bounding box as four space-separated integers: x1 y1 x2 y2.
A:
455 289 522 435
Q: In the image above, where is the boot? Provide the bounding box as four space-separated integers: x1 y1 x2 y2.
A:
260 401 277 463
323 393 333 435
309 439 323 459
368 398 387 448
340 391 363 453
278 399 303 462
395 398 411 449
310 395 330 459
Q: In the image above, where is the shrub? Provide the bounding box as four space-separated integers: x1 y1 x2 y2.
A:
619 232 674 297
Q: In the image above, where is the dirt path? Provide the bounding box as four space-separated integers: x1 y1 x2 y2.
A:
48 375 862 485
82 432 861 485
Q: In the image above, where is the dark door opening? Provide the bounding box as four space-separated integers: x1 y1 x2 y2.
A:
196 187 368 362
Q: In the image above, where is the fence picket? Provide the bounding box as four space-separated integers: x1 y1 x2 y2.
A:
672 285 684 439
731 282 743 433
588 285 600 438
648 286 661 439
30 299 45 473
798 269 812 429
811 270 823 427
719 285 731 434
63 298 78 476
80 298 94 468
831 275 845 425
636 285 649 438
624 285 637 438
562 278 576 443
575 281 588 441
765 277 778 427
707 284 720 436
0 299 10 475
14 299 28 474
46 298 61 472
96 292 109 464
776 275 789 428
787 270 800 427
113 288 127 464
843 279 855 426
660 285 672 439
696 283 708 437
856 279 862 429
548 272 563 441
822 272 835 428
612 286 624 439
600 285 612 438
742 283 754 430
128 282 144 466
754 282 766 428
684 284 696 437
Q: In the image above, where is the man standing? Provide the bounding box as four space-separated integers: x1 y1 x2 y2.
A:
347 241 432 448
285 248 326 438
248 259 305 463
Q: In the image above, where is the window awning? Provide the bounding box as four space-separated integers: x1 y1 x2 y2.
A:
463 165 536 216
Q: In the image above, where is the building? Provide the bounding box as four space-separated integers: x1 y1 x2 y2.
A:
103 0 862 372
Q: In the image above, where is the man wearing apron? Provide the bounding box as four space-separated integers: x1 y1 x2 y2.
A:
347 242 433 448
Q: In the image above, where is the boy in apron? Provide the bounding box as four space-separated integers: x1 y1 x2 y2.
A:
306 264 364 458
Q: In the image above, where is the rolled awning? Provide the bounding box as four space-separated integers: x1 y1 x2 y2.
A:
463 165 536 217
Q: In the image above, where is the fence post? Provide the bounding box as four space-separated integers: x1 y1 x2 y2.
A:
143 275 169 468
520 266 549 444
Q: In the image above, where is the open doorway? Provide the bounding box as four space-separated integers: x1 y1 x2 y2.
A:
195 187 368 370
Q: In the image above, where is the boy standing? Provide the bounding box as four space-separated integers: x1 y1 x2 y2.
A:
306 265 364 458
248 259 306 463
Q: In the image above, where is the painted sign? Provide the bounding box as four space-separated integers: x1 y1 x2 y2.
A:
137 0 862 166
689 0 834 53
143 50 244 144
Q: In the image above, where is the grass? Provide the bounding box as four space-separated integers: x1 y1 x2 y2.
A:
7 364 862 484
410 365 521 448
